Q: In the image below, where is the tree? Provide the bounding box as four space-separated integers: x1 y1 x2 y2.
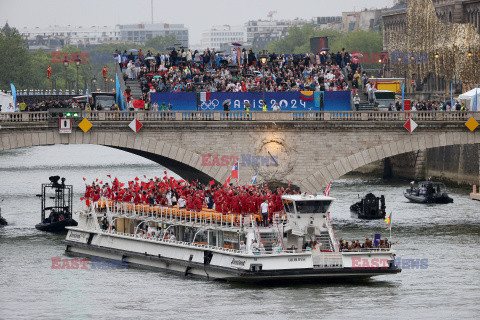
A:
0 26 30 90
144 34 177 52
265 24 383 55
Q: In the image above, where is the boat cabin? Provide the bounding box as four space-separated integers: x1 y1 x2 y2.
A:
281 194 338 252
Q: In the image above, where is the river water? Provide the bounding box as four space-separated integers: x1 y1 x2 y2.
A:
0 145 479 319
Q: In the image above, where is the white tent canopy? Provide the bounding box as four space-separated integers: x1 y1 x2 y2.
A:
0 92 15 112
458 88 480 110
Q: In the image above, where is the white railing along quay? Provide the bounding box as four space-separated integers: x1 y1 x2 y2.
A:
0 111 476 123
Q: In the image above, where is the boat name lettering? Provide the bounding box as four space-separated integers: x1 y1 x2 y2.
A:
68 232 83 240
288 257 306 262
231 258 246 266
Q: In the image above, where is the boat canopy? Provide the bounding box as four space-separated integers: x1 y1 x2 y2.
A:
282 194 334 214
417 181 447 187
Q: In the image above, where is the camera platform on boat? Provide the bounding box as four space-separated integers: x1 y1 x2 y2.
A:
35 176 77 232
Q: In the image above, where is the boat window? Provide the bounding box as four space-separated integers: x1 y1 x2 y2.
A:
283 200 295 213
295 200 331 214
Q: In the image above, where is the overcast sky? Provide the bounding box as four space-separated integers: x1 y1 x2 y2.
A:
1 0 394 44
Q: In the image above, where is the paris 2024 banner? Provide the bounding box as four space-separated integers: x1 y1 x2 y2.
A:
150 91 352 111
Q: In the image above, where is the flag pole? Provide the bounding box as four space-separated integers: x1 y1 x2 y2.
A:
450 82 453 110
389 212 392 246
402 82 405 110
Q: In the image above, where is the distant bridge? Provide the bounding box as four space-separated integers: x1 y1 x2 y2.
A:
1 110 478 193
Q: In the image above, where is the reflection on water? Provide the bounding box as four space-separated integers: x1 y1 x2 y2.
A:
0 146 479 319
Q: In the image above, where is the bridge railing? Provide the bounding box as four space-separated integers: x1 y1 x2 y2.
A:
0 111 477 123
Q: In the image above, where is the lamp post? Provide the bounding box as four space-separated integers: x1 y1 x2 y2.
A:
259 52 268 106
75 59 81 93
91 76 97 92
63 58 69 91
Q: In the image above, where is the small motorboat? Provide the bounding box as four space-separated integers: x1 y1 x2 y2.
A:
350 193 386 220
404 181 453 204
35 204 78 232
35 176 77 232
0 199 6 226
0 208 7 226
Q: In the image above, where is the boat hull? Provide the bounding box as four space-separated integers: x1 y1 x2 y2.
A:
404 193 453 204
36 218 77 232
64 229 400 282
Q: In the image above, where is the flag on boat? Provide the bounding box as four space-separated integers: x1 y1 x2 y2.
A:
385 212 392 230
231 162 239 180
324 181 331 196
224 175 231 186
251 172 258 185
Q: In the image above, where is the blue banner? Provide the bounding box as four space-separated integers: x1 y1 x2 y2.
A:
151 92 197 111
474 87 478 112
150 91 351 111
10 83 16 106
402 83 405 111
115 75 125 111
314 91 352 111
201 92 316 111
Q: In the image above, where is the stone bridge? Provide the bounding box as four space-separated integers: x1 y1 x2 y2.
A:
0 110 479 193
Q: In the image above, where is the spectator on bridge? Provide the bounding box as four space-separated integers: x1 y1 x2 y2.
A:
353 94 360 111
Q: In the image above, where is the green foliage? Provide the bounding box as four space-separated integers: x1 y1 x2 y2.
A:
144 34 177 52
266 24 383 55
0 27 30 89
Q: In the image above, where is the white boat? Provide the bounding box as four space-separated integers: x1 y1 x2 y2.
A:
64 194 401 282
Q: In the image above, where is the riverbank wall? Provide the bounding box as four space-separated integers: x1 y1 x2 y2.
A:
352 145 479 186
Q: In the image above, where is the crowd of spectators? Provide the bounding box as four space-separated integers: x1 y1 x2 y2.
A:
115 47 361 97
340 238 391 251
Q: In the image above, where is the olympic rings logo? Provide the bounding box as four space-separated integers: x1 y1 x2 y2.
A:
200 99 219 110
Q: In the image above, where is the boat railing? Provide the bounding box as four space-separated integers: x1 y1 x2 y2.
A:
312 252 343 268
102 228 248 255
273 213 286 250
90 199 262 230
101 227 312 256
325 213 340 252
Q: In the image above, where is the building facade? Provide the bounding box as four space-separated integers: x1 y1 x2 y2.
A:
342 8 386 32
246 19 309 49
383 0 480 51
17 23 188 51
117 23 188 47
19 25 120 50
312 16 343 30
382 0 480 93
200 25 246 50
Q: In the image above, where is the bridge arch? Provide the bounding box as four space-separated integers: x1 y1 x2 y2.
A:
0 130 229 184
299 131 480 193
